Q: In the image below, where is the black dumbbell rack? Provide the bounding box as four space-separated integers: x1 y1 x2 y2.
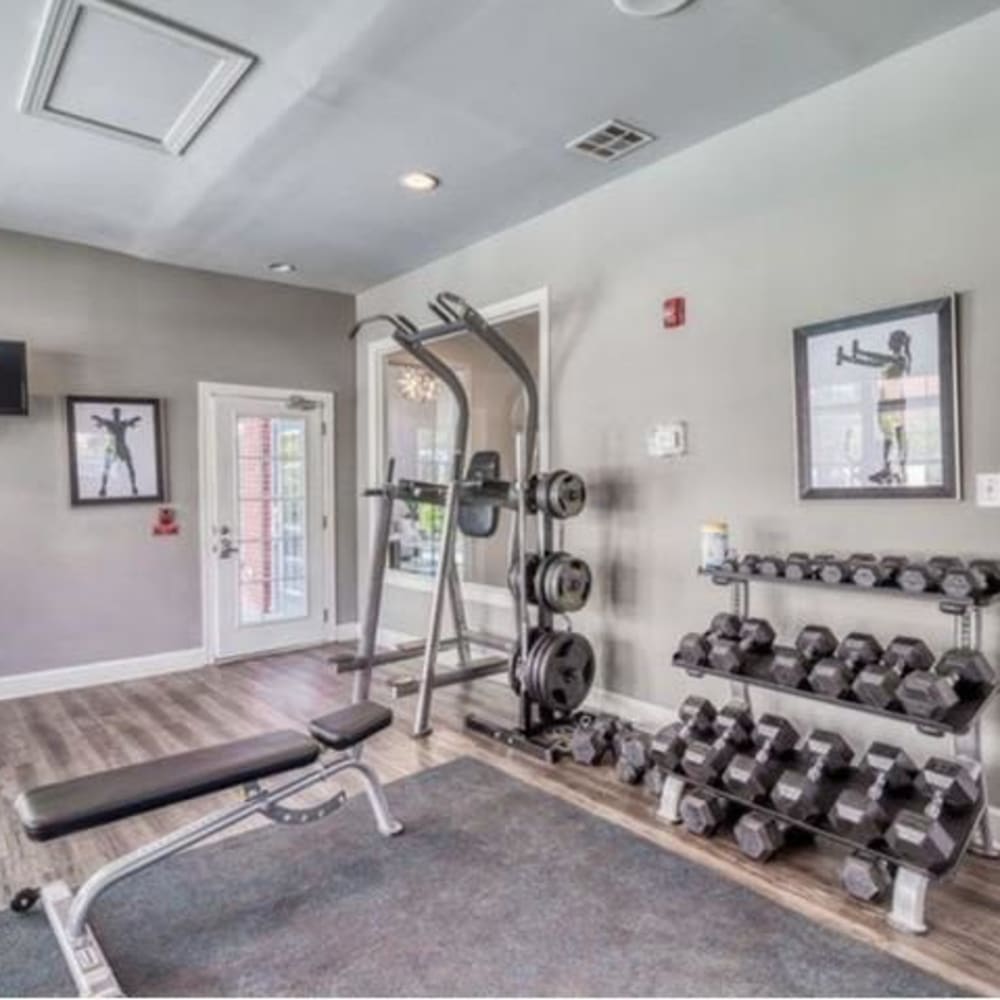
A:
657 756 986 934
660 561 1000 933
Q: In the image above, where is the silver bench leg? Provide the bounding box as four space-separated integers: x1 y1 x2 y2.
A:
657 774 686 824
43 881 122 998
888 867 929 934
347 757 404 837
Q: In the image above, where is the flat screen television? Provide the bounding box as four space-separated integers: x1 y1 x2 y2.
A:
0 340 28 415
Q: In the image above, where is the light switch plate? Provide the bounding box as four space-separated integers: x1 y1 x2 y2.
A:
647 422 687 458
976 473 1000 507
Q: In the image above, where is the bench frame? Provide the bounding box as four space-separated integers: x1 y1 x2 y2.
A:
37 747 402 997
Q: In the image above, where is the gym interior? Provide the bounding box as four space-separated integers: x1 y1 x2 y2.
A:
2 1 1000 996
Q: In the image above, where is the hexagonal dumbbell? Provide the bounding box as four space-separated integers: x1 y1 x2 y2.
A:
852 636 934 710
898 556 963 594
828 743 916 844
675 612 743 667
886 757 981 872
782 552 812 581
708 617 776 674
897 649 997 720
722 714 799 803
643 763 665 800
818 553 876 586
614 729 652 785
770 624 838 689
809 632 883 699
852 555 907 589
733 811 790 862
681 701 755 784
649 696 717 772
757 555 785 578
679 790 731 837
771 730 854 822
840 853 893 903
941 559 1000 600
570 714 621 766
737 554 761 575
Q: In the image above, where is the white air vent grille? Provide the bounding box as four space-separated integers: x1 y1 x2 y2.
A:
566 119 655 161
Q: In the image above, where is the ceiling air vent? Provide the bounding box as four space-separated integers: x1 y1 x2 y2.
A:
566 119 655 162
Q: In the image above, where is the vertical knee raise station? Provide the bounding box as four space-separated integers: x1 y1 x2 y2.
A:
340 292 596 760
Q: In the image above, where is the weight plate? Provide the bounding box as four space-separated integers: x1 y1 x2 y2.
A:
536 552 592 613
530 630 596 712
533 470 587 520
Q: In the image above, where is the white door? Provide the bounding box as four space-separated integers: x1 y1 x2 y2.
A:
204 386 333 660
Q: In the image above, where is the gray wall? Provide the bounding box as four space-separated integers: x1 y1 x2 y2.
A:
356 14 1000 791
0 230 356 676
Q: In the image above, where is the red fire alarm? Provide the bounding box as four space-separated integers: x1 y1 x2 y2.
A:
153 506 179 536
662 297 686 329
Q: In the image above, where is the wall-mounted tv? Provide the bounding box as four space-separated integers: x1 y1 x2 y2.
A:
0 341 28 415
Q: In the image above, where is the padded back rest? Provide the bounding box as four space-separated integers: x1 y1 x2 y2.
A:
458 450 501 538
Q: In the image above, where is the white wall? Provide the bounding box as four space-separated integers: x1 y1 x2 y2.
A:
356 13 1000 792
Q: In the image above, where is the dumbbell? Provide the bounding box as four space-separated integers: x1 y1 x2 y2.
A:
852 555 907 589
570 714 621 766
941 559 1000 600
828 743 916 844
649 696 717 771
679 790 731 837
723 714 799 802
897 649 996 720
886 757 981 871
898 556 963 594
818 553 876 586
808 554 836 579
737 554 761 575
841 853 893 903
771 625 838 689
681 701 755 784
809 632 883 699
643 764 665 800
852 636 934 710
675 612 743 667
771 730 854 822
614 729 652 785
708 617 776 673
783 552 812 581
733 811 791 862
758 555 786 578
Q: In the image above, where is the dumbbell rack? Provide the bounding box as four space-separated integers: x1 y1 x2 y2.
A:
656 754 986 934
660 564 1000 933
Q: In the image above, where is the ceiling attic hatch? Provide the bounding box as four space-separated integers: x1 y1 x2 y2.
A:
566 119 655 162
20 0 255 155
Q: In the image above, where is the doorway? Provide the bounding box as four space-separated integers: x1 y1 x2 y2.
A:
200 383 335 660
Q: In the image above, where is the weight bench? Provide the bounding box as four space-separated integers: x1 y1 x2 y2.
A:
11 700 400 998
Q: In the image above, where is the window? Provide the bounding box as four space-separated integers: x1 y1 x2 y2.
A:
377 312 541 589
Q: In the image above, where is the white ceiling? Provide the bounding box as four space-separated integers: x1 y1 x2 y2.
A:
1 0 998 294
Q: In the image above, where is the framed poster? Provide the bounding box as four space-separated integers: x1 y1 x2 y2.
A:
793 296 959 500
67 396 165 505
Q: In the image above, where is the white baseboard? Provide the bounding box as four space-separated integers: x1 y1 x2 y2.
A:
329 621 360 642
0 646 207 702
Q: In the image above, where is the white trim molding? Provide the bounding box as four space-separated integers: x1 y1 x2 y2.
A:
21 0 254 155
0 647 206 702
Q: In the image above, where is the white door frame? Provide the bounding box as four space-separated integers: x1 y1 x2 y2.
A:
198 381 336 661
365 287 550 608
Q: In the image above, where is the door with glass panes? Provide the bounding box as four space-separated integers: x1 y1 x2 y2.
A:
207 388 331 659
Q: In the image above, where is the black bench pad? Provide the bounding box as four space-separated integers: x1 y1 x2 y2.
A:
310 701 393 750
16 730 319 842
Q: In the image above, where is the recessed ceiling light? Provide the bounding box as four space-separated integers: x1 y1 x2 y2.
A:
268 262 296 273
612 0 696 16
399 171 440 193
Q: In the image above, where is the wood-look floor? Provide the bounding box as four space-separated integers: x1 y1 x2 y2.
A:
1 647 998 995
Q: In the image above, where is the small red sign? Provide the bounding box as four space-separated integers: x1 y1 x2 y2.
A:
662 297 686 329
153 506 179 536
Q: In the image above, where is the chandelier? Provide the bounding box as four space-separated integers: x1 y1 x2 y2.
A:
396 364 438 403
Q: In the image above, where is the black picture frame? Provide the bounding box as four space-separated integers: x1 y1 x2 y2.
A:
67 396 166 506
793 296 960 500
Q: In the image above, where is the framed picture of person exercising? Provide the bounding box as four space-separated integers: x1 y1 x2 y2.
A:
793 296 959 499
66 396 165 505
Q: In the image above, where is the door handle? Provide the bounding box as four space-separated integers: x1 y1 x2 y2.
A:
219 537 239 559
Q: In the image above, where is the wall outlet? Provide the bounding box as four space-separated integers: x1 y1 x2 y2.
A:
647 422 687 458
976 473 1000 507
